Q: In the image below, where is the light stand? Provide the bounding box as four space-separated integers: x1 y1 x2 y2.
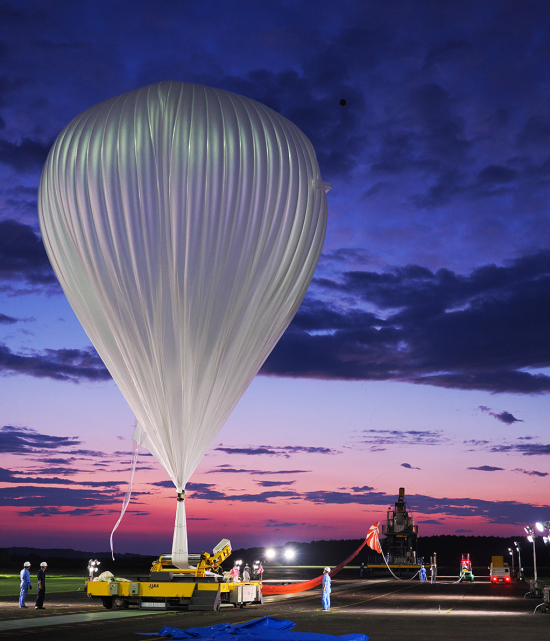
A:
87 559 100 581
514 541 524 582
524 526 542 598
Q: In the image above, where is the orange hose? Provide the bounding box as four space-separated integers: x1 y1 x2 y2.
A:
261 537 369 595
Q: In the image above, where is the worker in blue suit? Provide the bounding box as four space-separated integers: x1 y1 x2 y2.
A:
322 566 331 610
420 565 427 582
19 562 32 608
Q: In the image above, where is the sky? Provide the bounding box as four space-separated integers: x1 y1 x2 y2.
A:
1 0 550 557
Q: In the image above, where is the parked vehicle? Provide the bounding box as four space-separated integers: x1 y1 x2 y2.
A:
460 553 474 582
489 556 511 583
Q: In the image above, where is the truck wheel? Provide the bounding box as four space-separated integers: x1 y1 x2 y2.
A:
113 598 129 609
101 597 113 609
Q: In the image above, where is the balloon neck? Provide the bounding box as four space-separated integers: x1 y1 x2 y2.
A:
177 491 185 502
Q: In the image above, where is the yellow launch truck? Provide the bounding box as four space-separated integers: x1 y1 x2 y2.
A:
86 540 263 610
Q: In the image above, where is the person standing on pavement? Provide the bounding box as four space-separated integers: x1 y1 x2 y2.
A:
19 562 32 608
322 566 331 611
419 565 427 582
230 563 240 582
35 562 48 609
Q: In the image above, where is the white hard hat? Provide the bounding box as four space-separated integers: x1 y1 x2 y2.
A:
24 562 31 567
324 566 331 573
40 562 48 567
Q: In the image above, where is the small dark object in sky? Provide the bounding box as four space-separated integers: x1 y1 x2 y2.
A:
340 99 346 106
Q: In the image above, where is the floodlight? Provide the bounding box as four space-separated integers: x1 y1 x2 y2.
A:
527 535 534 543
284 548 295 561
265 548 276 560
536 522 544 532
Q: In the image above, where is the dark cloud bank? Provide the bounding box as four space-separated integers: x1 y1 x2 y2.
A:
0 425 80 454
175 482 547 526
0 220 57 287
0 343 109 382
0 6 550 396
3 237 550 396
214 445 339 458
262 251 550 394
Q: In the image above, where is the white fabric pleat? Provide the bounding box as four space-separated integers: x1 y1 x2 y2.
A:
38 82 329 565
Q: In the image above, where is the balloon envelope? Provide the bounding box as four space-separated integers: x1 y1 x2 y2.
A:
38 81 329 564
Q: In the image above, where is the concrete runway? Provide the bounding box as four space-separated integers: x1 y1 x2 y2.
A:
1 579 548 640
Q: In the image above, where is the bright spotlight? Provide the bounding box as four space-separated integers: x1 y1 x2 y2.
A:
265 548 276 560
284 548 295 561
87 558 101 580
527 535 534 543
536 522 544 532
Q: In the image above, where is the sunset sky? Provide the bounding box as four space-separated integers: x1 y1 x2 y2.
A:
1 0 550 556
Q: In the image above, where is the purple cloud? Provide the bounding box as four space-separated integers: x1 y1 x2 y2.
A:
0 467 120 487
0 486 121 507
512 468 548 477
467 465 504 472
214 445 339 458
479 406 524 424
0 425 81 454
359 429 448 447
207 465 311 476
490 443 550 456
0 344 110 382
255 480 296 487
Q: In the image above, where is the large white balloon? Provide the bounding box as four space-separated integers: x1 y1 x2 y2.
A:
38 81 329 565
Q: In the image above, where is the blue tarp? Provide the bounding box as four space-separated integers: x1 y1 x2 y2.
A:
138 616 368 641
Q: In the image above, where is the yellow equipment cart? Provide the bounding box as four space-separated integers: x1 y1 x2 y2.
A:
87 539 263 611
